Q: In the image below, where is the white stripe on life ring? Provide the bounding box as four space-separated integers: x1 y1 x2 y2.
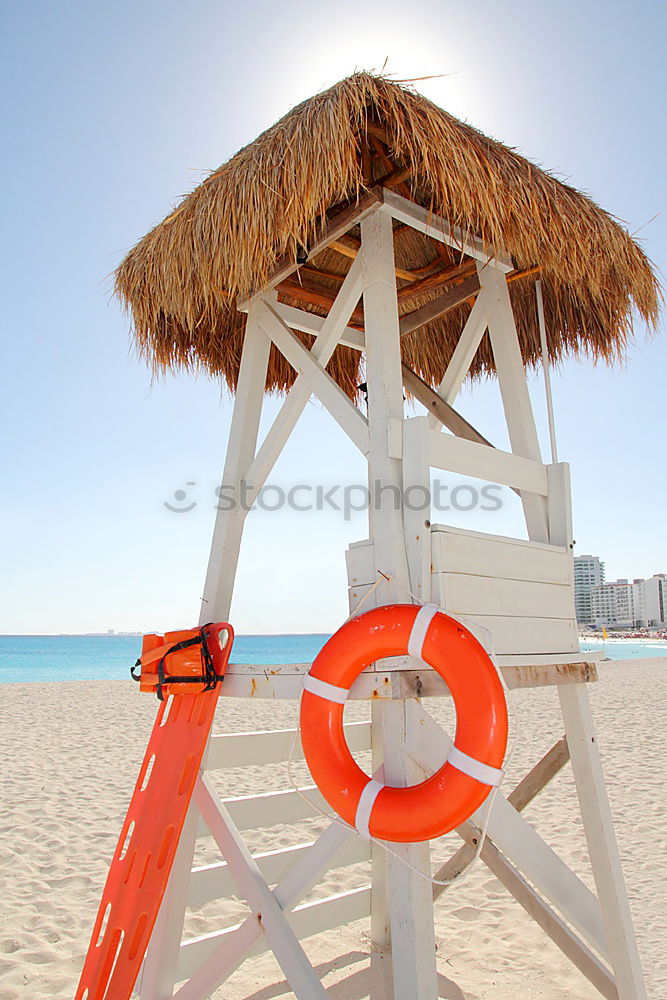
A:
355 778 384 839
407 603 439 660
302 673 349 704
448 745 503 786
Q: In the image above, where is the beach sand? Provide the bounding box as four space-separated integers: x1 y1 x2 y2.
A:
1 658 665 999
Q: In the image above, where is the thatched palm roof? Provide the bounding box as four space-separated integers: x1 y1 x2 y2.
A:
116 72 660 398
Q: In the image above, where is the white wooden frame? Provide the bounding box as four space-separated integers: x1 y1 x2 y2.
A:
380 188 514 272
182 722 368 996
254 299 370 456
139 194 647 1000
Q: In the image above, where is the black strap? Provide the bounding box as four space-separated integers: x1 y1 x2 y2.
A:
132 625 225 700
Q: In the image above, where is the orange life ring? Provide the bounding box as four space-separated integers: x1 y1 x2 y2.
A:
300 604 508 843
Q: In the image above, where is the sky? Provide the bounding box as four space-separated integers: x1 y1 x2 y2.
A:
1 0 665 634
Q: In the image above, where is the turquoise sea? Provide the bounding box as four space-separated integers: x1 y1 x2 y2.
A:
0 634 665 683
579 639 667 660
0 634 331 683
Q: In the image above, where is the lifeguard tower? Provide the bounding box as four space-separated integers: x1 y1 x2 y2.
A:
112 74 659 1000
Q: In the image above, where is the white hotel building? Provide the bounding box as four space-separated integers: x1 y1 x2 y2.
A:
576 556 667 629
589 579 638 629
642 574 667 627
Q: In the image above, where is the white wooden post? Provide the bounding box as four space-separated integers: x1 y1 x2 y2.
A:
141 313 270 1000
548 382 643 1000
559 684 647 1000
360 208 438 1000
546 462 574 551
536 280 559 464
477 264 549 543
199 306 272 623
401 416 432 603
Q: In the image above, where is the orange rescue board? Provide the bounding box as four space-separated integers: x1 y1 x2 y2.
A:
75 622 233 1000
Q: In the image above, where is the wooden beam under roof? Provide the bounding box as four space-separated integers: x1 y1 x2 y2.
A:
327 235 448 282
399 274 479 332
397 261 477 304
277 276 365 328
278 266 479 338
327 238 417 282
369 136 412 198
382 164 412 190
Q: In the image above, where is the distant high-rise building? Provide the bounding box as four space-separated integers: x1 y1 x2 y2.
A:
641 574 667 627
631 579 647 626
574 554 605 625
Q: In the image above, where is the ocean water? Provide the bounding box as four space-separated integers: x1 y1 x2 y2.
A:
1 633 665 683
0 633 330 683
579 639 667 661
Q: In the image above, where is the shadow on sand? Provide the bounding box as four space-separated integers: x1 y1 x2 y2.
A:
240 949 471 1000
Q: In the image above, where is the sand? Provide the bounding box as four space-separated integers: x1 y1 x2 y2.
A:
1 658 665 999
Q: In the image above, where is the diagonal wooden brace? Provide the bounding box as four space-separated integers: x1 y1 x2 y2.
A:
256 299 370 456
191 774 332 1000
453 817 618 1000
174 806 358 1000
404 702 608 958
432 735 570 892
